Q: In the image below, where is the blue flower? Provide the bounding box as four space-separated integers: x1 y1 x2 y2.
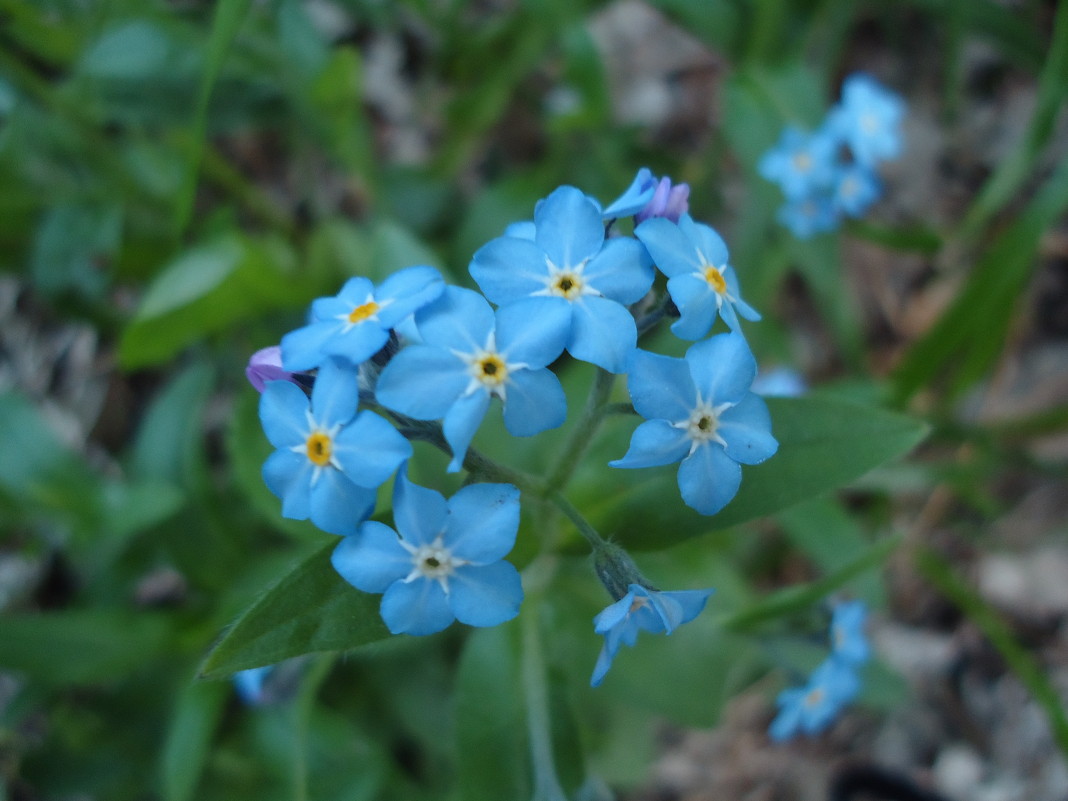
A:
775 195 839 239
758 125 838 200
591 583 713 687
331 470 524 635
751 366 807 398
233 666 273 705
259 357 412 535
610 333 778 515
827 73 905 166
280 266 445 371
635 215 760 339
832 163 881 218
830 600 870 666
469 186 654 373
768 657 860 741
374 286 569 472
602 168 690 223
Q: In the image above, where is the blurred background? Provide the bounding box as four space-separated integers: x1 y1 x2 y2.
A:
0 1 1067 799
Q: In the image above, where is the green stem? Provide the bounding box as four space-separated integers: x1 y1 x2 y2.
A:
521 602 569 801
547 491 606 551
546 368 615 492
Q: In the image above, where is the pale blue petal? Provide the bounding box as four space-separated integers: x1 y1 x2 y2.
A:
718 299 741 333
769 695 806 741
601 167 655 219
678 216 729 266
443 483 520 562
449 562 523 627
321 323 390 366
718 394 778 465
381 578 454 635
634 217 701 277
505 221 535 240
684 333 757 405
609 419 691 469
568 296 636 373
494 297 570 368
309 469 376 535
590 642 617 687
262 450 312 519
666 274 718 340
259 381 310 449
280 320 341 371
331 521 411 593
677 443 741 515
310 357 361 426
469 236 550 304
375 265 445 327
310 295 351 322
593 592 635 634
625 349 696 421
443 391 491 472
583 237 655 304
502 369 567 437
534 186 604 269
392 469 448 546
333 410 412 487
657 589 713 629
374 346 467 419
414 286 494 352
336 276 375 305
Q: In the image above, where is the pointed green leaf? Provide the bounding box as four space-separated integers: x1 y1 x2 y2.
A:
160 679 229 801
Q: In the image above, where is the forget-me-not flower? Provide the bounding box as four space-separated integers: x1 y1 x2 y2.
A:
602 167 690 223
611 333 778 515
374 286 569 472
259 357 411 535
591 583 713 686
758 126 838 200
280 266 445 371
830 599 870 666
832 163 881 218
827 73 905 166
776 195 840 239
469 186 654 373
331 469 524 635
635 214 760 340
768 657 860 741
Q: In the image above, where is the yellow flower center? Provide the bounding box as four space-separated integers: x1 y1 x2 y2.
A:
347 301 380 324
550 271 584 300
702 265 727 295
804 687 824 707
476 354 508 387
305 432 333 466
792 152 812 172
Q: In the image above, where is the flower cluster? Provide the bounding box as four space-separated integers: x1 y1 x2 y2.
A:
759 73 905 238
247 168 778 683
769 600 871 740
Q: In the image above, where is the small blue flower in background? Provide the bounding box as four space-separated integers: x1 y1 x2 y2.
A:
611 332 778 515
233 666 273 705
827 73 905 166
280 265 445 371
830 599 870 666
331 469 524 636
757 126 838 200
635 214 761 339
768 657 860 741
259 358 412 535
776 195 839 239
602 167 691 223
374 286 569 472
591 583 713 686
751 366 807 398
469 185 654 373
832 163 881 218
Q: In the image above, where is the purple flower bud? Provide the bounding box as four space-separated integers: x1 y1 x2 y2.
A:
635 177 690 224
245 346 294 393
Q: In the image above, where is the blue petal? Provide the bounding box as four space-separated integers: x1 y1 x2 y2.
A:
725 268 761 321
590 642 617 687
380 578 454 635
322 323 390 366
678 216 729 266
684 333 757 405
333 410 412 487
593 592 636 634
469 236 550 304
567 296 636 373
309 295 351 322
374 346 468 419
609 419 691 469
718 394 778 465
336 276 375 306
415 286 495 352
666 274 718 340
654 588 714 630
494 297 570 368
392 469 448 546
718 299 741 333
310 357 361 426
534 186 604 269
375 265 445 327
634 217 700 278
768 694 806 741
601 167 655 219
504 221 535 240
583 237 655 304
449 562 523 627
442 482 520 562
309 469 376 535
443 390 491 472
625 349 696 421
502 368 567 437
262 450 312 519
280 320 341 371
677 443 742 515
331 521 411 592
260 381 310 449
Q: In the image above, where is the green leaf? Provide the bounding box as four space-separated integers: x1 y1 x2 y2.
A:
584 396 928 550
199 541 391 679
30 202 122 298
160 679 229 801
79 21 174 80
0 610 171 684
